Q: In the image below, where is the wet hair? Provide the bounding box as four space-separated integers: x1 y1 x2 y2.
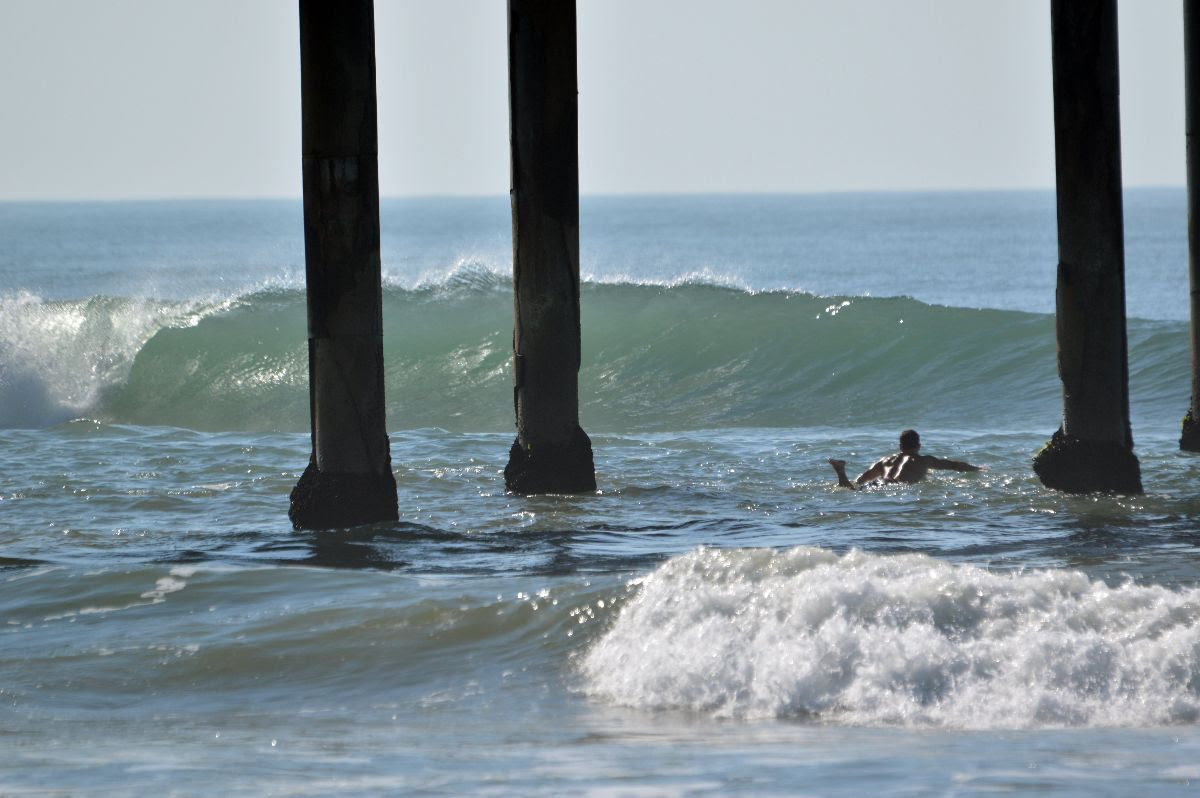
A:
899 429 920 451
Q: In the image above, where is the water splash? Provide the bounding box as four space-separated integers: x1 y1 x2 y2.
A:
581 546 1200 728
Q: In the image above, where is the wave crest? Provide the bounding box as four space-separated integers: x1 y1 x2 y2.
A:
0 282 1186 432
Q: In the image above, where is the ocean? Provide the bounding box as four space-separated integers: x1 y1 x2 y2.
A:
2 190 1199 795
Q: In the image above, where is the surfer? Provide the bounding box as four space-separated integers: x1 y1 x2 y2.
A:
827 429 981 489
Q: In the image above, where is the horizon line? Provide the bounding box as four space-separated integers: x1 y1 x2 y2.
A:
0 183 1186 204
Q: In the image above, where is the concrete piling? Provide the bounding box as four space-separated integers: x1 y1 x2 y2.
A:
1033 0 1143 493
1182 0 1200 451
503 0 596 494
289 0 398 528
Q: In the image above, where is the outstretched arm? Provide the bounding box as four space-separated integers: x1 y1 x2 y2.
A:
925 456 981 472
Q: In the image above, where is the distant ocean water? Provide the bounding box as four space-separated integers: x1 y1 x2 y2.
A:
2 191 1200 795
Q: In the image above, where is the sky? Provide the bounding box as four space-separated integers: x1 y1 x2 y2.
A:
0 0 1185 200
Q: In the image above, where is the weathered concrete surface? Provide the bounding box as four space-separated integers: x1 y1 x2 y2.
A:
504 0 596 494
290 0 398 528
1034 0 1141 493
1033 428 1142 494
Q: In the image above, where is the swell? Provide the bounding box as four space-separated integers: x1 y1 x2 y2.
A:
0 276 1188 432
2 564 617 707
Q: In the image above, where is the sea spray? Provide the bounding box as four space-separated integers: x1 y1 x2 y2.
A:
581 546 1200 728
0 292 212 427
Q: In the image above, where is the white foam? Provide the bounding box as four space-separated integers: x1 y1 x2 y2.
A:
581 547 1200 728
140 574 188 602
579 267 757 294
0 291 219 427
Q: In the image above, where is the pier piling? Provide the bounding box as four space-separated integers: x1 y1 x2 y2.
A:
503 0 596 494
1182 0 1200 451
1033 0 1142 493
289 0 398 528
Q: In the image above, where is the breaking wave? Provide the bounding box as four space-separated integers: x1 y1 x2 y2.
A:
581 547 1200 728
0 269 1187 431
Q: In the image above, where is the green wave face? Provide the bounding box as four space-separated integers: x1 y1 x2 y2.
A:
4 280 1189 433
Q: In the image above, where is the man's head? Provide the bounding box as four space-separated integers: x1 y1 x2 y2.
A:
899 429 921 453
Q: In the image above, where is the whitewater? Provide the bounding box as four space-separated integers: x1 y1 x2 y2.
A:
2 191 1200 795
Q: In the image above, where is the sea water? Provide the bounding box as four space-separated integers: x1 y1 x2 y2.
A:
2 191 1199 795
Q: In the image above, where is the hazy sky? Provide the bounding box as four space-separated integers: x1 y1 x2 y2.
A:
0 0 1185 199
